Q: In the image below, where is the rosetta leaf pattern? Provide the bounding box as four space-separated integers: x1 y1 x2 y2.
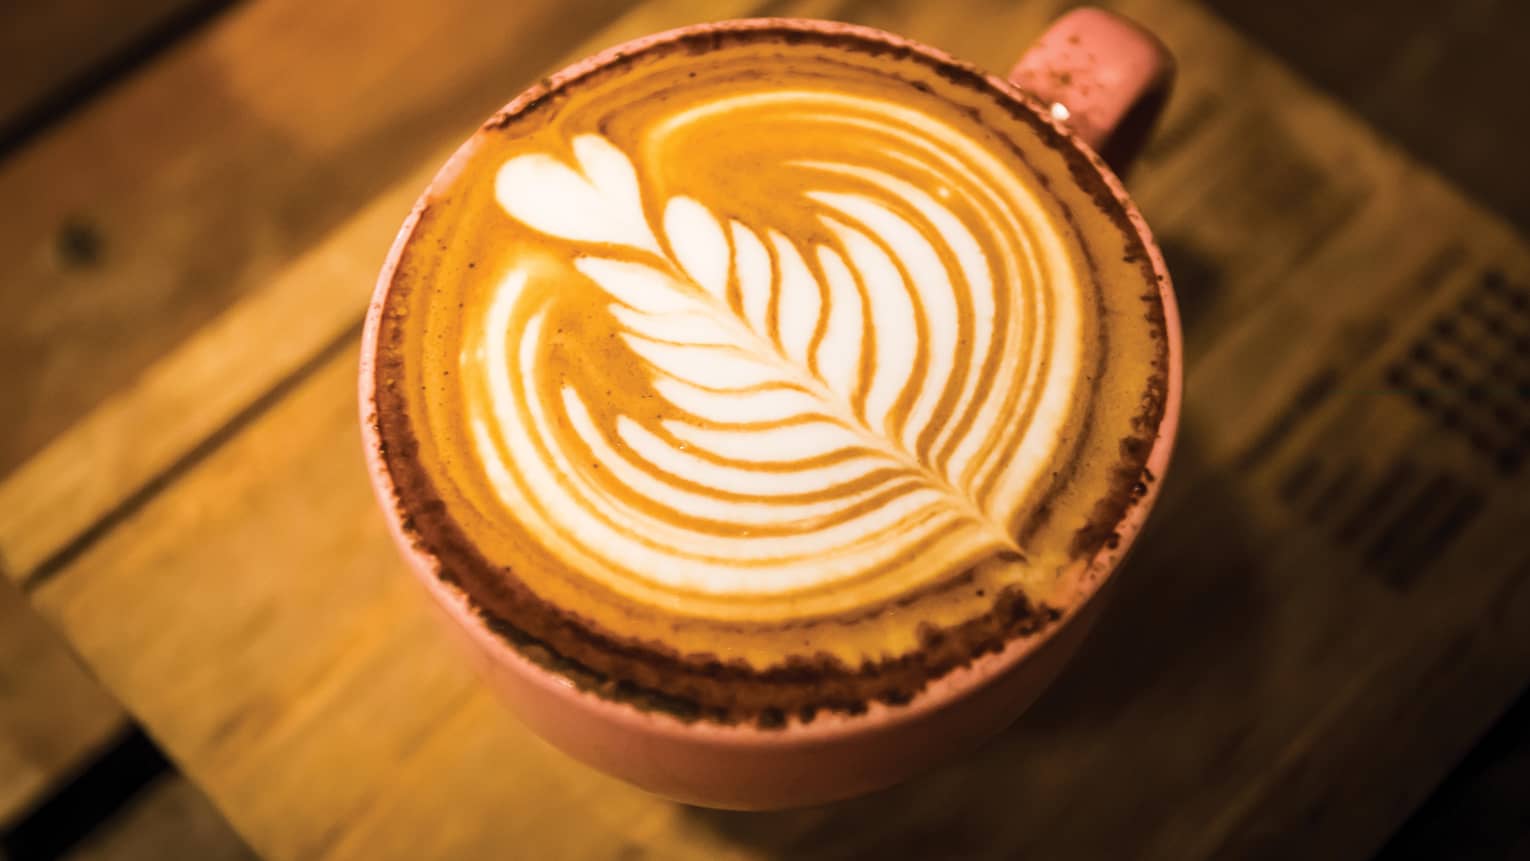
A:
487 133 1033 593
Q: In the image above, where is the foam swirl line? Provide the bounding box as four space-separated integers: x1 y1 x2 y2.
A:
464 94 1082 604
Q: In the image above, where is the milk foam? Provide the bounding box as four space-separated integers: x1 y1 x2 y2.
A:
466 91 1083 599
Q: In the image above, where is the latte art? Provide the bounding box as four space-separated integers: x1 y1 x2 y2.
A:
478 110 1076 599
370 25 1169 722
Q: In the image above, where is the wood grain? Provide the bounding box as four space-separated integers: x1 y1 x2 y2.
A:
0 0 633 478
0 581 124 826
9 0 1530 859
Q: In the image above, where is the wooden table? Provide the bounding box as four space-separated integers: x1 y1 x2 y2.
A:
4 0 1529 857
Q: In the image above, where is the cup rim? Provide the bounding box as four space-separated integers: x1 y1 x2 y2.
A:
359 15 1182 747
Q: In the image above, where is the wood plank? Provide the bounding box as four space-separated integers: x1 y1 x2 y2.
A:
0 0 219 143
0 0 634 478
11 0 1530 858
0 172 397 582
0 580 124 826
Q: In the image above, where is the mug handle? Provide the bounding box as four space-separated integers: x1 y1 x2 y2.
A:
1009 6 1175 175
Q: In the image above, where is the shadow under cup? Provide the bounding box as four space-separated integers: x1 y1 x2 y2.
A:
359 13 1181 809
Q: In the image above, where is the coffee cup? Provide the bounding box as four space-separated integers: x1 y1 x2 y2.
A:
361 8 1180 810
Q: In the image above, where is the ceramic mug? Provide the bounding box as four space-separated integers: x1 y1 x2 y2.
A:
361 8 1180 810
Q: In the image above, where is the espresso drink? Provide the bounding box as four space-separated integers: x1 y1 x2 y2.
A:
370 24 1168 723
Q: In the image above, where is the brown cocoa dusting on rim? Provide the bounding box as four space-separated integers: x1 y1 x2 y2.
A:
371 22 1168 726
462 559 1064 727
